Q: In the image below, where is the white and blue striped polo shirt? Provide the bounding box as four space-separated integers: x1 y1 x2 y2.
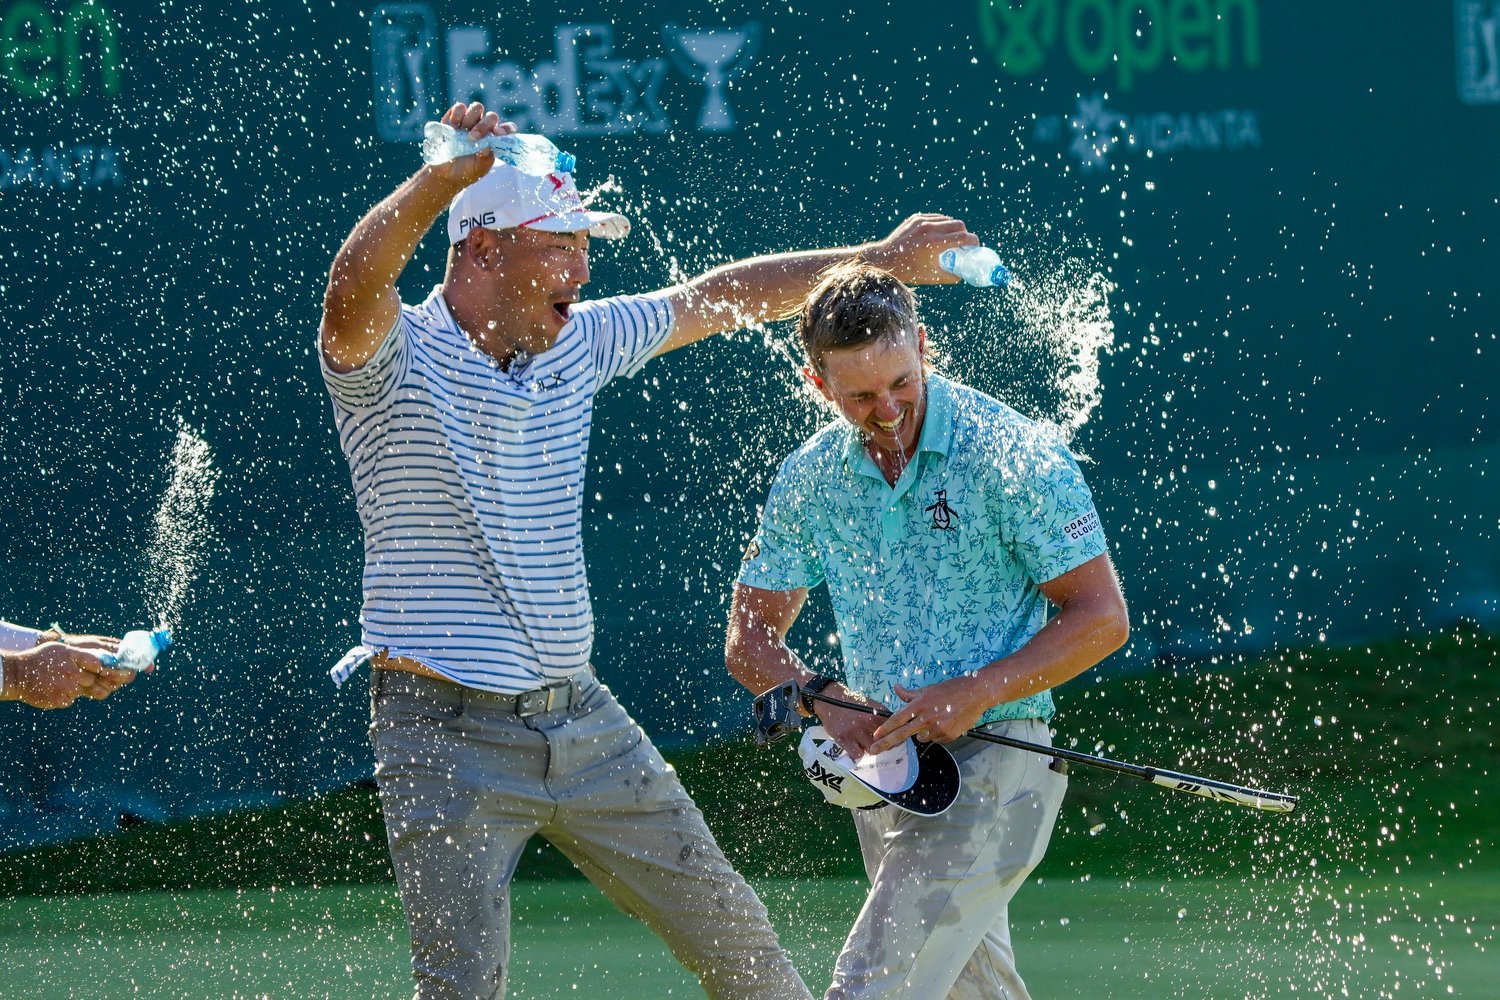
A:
322 286 674 694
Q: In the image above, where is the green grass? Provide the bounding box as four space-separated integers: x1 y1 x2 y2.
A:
0 874 1494 998
0 630 1494 996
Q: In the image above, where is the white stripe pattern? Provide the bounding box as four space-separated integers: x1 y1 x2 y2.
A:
322 286 673 692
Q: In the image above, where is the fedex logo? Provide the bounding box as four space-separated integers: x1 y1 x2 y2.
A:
371 5 759 140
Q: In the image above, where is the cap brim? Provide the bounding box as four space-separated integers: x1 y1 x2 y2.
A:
525 210 631 240
801 728 961 817
854 740 960 816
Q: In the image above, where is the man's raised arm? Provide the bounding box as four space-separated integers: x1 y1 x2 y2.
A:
655 213 978 357
320 103 511 373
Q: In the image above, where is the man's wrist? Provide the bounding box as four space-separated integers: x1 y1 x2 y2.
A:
798 674 835 716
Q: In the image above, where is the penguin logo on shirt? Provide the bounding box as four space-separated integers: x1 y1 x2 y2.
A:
925 489 959 531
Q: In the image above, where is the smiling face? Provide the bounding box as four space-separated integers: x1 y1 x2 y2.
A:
812 326 928 460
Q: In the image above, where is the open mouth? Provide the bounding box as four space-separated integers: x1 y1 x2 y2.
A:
552 301 572 322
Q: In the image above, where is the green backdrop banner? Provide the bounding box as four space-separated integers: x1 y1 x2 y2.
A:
2 0 1495 847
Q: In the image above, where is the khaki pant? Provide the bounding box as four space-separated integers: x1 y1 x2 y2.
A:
371 668 812 1000
827 719 1067 1000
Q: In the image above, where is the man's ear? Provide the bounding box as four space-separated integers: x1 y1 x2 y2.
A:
916 323 927 356
802 365 832 401
465 227 500 269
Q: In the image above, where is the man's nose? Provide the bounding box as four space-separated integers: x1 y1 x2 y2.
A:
874 395 900 420
566 253 590 285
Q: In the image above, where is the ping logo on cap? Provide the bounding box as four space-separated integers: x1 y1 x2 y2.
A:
458 211 497 234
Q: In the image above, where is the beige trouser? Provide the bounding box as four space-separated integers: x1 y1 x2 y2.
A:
371 668 812 1000
826 718 1068 1000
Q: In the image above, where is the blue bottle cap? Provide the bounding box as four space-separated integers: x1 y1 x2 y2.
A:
556 150 576 174
989 264 1012 288
151 628 174 652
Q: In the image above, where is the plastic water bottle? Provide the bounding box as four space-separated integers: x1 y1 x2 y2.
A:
419 122 576 175
939 246 1011 288
101 628 172 672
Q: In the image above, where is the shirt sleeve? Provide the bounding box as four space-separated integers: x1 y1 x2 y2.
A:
582 293 676 391
736 457 826 592
0 620 42 652
997 427 1109 585
319 313 411 411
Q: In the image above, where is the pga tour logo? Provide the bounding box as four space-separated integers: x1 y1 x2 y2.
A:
1457 0 1500 104
371 4 760 140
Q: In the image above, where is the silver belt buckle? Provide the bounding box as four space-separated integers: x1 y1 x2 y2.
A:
515 679 569 717
515 688 548 716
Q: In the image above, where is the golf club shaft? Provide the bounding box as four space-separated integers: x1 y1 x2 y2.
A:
801 690 1298 814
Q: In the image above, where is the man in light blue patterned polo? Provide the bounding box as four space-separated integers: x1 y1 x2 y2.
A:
726 262 1129 1000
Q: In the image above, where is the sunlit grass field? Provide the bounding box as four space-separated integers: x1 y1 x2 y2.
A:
2 630 1494 996
1 873 1494 998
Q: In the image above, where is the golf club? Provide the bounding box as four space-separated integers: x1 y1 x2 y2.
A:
753 680 1298 814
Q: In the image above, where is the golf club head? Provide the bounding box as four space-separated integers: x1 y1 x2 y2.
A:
752 681 802 747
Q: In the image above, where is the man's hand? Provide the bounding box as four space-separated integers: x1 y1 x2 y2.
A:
868 674 991 754
4 641 137 709
813 682 887 759
428 101 515 188
862 214 980 286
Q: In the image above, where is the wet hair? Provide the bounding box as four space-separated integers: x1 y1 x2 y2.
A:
798 261 919 374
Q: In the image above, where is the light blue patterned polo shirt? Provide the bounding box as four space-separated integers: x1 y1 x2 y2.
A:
738 373 1108 725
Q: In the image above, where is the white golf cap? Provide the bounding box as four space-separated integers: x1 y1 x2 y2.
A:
798 726 961 816
446 155 631 245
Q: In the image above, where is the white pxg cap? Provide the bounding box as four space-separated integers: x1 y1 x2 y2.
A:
446 146 631 245
798 726 961 816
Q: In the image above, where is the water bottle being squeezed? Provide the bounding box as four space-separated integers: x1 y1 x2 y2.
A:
939 245 1011 288
420 122 577 175
100 627 172 672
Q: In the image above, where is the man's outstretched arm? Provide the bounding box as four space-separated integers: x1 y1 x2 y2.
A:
320 102 510 373
655 213 978 357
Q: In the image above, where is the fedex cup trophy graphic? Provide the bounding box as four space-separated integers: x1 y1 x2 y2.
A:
665 24 761 131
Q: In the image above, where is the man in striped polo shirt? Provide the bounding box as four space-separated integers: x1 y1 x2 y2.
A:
319 101 977 1000
727 263 1130 998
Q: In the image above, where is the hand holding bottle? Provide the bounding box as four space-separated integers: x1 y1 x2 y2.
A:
421 123 576 175
100 628 172 672
423 101 516 188
939 245 1011 288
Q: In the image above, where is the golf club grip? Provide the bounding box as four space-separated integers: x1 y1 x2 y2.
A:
801 689 1298 814
1144 770 1298 813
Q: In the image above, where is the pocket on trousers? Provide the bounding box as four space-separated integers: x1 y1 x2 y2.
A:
369 684 464 744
